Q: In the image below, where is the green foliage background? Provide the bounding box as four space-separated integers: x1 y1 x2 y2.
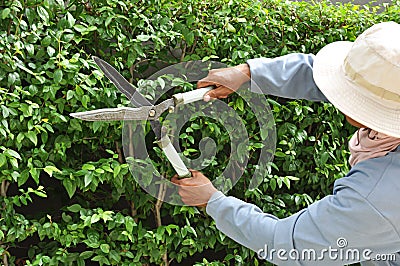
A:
0 0 399 265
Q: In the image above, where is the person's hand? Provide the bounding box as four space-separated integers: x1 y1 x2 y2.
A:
197 63 251 101
171 170 218 207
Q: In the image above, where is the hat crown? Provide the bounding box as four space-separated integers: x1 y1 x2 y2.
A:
344 22 400 104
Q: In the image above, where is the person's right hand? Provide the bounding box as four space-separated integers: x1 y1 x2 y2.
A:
197 63 251 101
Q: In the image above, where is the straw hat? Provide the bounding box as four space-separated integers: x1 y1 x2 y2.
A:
313 21 400 138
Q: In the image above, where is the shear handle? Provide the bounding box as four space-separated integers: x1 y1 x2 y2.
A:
158 134 191 178
173 86 213 106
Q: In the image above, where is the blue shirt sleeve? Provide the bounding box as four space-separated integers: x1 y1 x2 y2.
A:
246 53 328 102
206 152 400 265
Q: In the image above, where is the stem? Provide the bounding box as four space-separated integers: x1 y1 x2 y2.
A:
155 181 168 266
155 182 166 227
189 36 198 54
1 181 9 266
130 201 137 223
126 124 138 223
0 180 9 197
115 141 124 164
14 14 24 38
180 42 187 62
2 253 8 266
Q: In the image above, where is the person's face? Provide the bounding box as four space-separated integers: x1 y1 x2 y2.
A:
345 115 366 128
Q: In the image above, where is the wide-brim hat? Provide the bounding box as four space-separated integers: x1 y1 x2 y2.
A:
313 21 400 138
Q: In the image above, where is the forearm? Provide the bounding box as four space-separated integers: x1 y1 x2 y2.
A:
206 191 278 252
246 53 328 101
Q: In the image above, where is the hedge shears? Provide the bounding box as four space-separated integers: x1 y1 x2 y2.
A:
70 57 212 178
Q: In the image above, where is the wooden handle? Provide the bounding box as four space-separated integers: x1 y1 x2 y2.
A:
159 135 191 178
173 86 213 105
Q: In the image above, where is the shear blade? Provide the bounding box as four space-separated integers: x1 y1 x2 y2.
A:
70 107 155 121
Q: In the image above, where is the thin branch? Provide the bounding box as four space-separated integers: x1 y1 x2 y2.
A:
1 181 8 266
115 141 124 164
126 124 138 222
155 180 168 266
180 42 187 62
2 252 8 266
130 201 138 223
1 181 9 197
189 36 198 54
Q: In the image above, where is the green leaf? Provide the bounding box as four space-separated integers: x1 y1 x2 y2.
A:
93 121 102 133
82 164 95 171
74 24 87 32
30 168 40 184
5 149 21 160
274 151 286 158
37 6 49 25
105 16 113 27
1 8 10 19
283 176 291 189
66 90 75 100
81 95 90 108
66 12 75 27
26 44 34 56
1 106 9 118
92 255 109 264
113 165 121 178
235 97 244 111
87 26 97 32
227 23 236 33
12 171 20 182
136 35 151 41
125 218 135 234
47 46 56 57
63 178 76 198
0 154 6 167
9 158 18 168
80 251 94 259
54 69 63 84
91 214 100 224
109 250 121 263
100 243 110 253
84 173 93 187
67 204 82 213
95 168 104 174
270 178 276 191
33 190 47 198
26 131 38 145
44 165 61 177
183 32 194 45
157 77 165 90
16 170 28 184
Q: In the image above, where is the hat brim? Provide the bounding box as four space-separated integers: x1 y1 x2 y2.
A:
313 41 400 138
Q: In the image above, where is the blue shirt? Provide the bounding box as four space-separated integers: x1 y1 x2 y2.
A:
206 54 400 266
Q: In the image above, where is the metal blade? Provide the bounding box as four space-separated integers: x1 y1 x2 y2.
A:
70 98 175 122
70 107 156 121
92 57 165 140
93 56 151 107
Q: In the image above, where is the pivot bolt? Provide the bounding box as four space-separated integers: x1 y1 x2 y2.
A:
149 109 156 117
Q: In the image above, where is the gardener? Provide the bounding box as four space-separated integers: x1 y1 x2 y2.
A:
171 21 400 265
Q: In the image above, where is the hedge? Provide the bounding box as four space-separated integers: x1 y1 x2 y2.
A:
0 0 399 265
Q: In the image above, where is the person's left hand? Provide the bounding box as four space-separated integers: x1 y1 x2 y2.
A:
171 170 218 207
